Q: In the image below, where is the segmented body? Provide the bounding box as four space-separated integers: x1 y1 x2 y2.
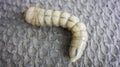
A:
24 7 88 62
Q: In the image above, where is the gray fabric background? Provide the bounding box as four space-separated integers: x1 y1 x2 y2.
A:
0 0 120 67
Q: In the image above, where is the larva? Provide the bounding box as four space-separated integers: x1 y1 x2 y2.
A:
24 7 88 62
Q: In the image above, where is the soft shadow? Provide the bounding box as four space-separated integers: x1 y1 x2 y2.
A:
60 27 72 58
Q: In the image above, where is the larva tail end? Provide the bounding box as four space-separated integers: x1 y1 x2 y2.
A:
70 58 76 62
69 47 79 62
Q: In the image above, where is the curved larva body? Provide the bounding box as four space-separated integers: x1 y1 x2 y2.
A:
24 7 88 62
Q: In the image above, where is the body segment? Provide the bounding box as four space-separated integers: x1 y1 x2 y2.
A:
52 11 61 27
44 10 53 26
59 12 71 28
66 15 79 30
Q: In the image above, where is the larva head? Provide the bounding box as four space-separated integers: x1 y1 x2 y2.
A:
23 7 36 23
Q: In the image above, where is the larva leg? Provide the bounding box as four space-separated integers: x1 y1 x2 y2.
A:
59 12 70 28
69 23 88 62
66 16 79 30
52 11 61 27
44 10 53 26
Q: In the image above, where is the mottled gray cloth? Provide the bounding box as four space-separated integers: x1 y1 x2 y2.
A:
0 0 120 67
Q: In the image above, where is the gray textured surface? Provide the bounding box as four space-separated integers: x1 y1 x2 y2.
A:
0 0 120 67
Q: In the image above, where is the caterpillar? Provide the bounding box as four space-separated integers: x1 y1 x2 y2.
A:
24 7 88 62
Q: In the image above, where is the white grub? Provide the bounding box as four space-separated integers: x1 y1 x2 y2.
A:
24 7 88 62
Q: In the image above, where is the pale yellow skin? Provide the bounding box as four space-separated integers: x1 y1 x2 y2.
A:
24 7 88 62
